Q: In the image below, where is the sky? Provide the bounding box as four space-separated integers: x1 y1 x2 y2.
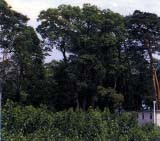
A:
5 0 160 62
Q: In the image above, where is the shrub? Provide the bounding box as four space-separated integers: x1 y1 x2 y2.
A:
2 100 160 140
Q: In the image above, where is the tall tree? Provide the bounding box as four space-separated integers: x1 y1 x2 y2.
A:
0 0 44 103
125 10 160 109
37 4 125 111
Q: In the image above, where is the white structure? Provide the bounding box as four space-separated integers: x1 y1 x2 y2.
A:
138 101 160 126
138 111 160 126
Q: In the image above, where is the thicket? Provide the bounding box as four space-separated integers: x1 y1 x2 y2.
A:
2 100 160 141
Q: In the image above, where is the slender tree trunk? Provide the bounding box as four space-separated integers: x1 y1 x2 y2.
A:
75 95 80 109
16 65 21 102
123 42 132 109
60 41 67 65
82 96 87 110
62 50 67 65
91 95 96 108
114 77 117 89
147 40 160 109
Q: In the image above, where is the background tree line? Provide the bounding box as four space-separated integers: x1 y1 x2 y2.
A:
1 0 160 112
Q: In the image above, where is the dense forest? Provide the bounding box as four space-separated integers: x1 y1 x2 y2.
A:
1 0 160 140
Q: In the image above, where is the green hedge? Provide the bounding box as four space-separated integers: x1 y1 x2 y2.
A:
2 100 160 141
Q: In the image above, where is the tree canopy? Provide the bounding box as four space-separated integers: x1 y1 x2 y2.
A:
1 1 160 111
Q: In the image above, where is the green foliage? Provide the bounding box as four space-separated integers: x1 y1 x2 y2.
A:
2 101 160 140
2 2 160 140
97 86 124 111
2 0 158 112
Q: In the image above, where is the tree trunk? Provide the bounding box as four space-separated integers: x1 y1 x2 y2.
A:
15 65 21 102
60 41 67 65
147 40 160 109
75 92 80 109
62 50 67 65
90 95 96 108
114 77 117 89
82 96 87 110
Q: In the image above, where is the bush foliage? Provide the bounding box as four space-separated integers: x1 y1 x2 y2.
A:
2 100 160 141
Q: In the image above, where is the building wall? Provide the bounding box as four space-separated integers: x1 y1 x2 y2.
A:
138 111 160 126
156 111 160 126
138 112 153 125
